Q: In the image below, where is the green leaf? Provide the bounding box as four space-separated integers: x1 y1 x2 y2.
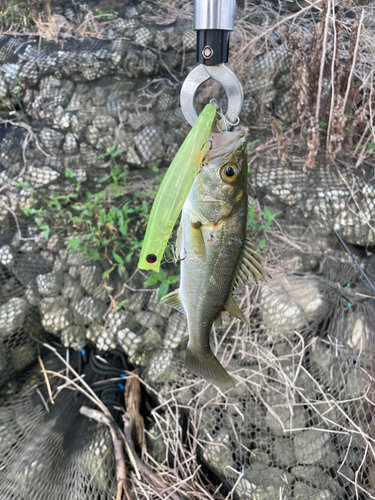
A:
65 168 77 178
152 166 159 173
246 139 260 150
40 225 50 240
97 174 111 183
258 238 266 249
86 248 101 261
157 280 169 303
96 151 111 160
144 274 159 287
112 250 124 265
111 148 126 157
264 205 272 221
156 268 167 281
102 267 115 279
167 274 180 284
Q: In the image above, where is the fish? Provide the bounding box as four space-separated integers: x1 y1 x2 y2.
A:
162 129 270 388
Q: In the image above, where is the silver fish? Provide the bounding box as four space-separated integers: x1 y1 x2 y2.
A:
162 130 269 387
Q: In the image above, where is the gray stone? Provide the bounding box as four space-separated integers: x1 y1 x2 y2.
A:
147 349 177 383
96 328 117 351
127 292 149 312
61 325 86 350
200 431 237 481
62 132 78 154
147 290 171 318
92 115 117 130
39 127 65 151
40 296 68 315
25 166 60 188
40 250 55 266
0 298 29 338
79 264 102 294
265 404 307 436
36 272 63 297
42 307 74 334
236 463 294 500
0 343 6 372
11 343 35 371
294 430 338 467
68 265 81 279
106 310 129 331
291 466 346 499
163 312 188 349
86 323 104 343
66 250 93 266
72 297 106 324
272 437 297 468
260 274 324 335
117 328 143 357
61 275 84 302
142 327 162 350
24 287 41 306
347 315 371 354
0 245 13 266
134 310 161 328
293 481 334 499
134 127 164 162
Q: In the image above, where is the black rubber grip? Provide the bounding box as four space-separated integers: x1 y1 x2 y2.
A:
196 30 230 66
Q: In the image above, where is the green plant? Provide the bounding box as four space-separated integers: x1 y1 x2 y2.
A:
19 143 155 277
94 7 117 21
144 268 180 303
247 202 280 249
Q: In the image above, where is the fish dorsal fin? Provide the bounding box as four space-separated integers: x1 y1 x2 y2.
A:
233 236 271 289
161 289 186 314
225 295 248 323
175 223 183 259
191 221 206 262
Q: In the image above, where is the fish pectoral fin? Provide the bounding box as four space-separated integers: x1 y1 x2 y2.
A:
233 236 271 289
160 289 186 314
185 347 234 388
175 223 183 259
225 296 248 323
213 314 222 327
190 222 206 262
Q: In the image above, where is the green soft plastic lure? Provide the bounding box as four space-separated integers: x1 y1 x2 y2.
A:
138 103 216 272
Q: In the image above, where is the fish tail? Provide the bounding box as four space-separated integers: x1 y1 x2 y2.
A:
185 347 234 388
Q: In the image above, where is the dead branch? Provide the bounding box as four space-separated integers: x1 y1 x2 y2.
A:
122 412 183 500
125 371 146 456
80 406 132 500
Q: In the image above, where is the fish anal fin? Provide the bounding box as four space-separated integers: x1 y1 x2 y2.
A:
191 222 206 262
185 347 234 388
232 237 270 289
161 289 186 314
225 295 248 323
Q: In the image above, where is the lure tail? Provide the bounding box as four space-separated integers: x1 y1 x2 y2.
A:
185 346 234 388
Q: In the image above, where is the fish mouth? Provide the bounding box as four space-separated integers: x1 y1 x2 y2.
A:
201 193 226 202
206 131 245 161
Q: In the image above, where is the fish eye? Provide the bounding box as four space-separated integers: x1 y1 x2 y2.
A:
220 164 239 183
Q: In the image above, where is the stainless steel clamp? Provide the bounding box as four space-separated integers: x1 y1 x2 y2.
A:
180 0 243 131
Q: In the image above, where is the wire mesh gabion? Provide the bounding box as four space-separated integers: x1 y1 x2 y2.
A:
1 0 375 499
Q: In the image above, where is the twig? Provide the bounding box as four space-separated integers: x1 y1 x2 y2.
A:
125 371 146 456
80 406 132 500
36 388 50 413
122 412 183 500
38 355 55 405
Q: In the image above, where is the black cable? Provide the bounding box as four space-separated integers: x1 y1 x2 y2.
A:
302 180 375 296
